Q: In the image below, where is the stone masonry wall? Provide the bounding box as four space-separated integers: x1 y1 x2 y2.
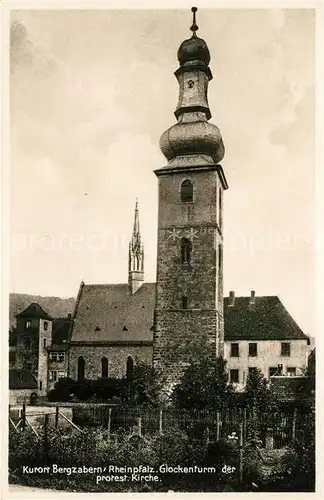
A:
153 168 225 387
69 345 153 380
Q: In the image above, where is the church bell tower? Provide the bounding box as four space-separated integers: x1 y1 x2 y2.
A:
153 8 228 388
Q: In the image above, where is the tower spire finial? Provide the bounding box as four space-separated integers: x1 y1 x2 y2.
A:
190 6 198 37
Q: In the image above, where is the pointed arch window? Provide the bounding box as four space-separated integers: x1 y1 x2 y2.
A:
181 180 193 202
181 238 192 265
77 356 85 380
101 356 108 378
126 356 134 378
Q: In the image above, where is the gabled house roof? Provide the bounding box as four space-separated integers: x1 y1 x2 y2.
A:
52 317 71 345
9 369 38 390
224 296 308 342
70 282 156 344
69 283 308 345
16 302 52 321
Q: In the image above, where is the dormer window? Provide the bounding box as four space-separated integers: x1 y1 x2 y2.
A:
25 320 31 329
180 180 193 202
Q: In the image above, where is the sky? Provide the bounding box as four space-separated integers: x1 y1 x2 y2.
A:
9 8 315 336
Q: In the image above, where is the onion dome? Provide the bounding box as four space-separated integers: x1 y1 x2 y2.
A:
159 7 225 167
178 7 210 66
160 120 225 165
178 37 210 66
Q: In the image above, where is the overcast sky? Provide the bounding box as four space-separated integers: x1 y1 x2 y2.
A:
9 8 315 336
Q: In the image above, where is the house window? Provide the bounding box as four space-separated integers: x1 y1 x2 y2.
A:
39 381 42 390
25 320 31 328
230 343 239 357
269 367 278 377
180 180 193 202
181 238 192 265
287 367 296 376
50 370 66 382
230 369 239 383
126 356 134 378
281 342 291 357
182 296 188 309
248 367 257 375
50 371 58 382
248 343 257 357
24 337 31 349
43 338 47 349
77 356 85 380
50 352 65 362
44 321 48 331
101 357 109 378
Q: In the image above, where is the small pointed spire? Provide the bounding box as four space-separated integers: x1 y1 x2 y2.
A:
128 198 144 293
133 198 140 238
190 6 199 37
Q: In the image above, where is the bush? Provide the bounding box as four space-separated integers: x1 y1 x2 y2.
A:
172 357 234 410
9 425 244 492
120 362 162 407
48 377 123 403
91 377 122 400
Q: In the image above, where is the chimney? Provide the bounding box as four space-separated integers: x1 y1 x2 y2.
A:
228 291 235 307
249 290 256 305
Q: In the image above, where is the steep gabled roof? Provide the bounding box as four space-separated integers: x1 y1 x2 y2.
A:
70 283 155 343
224 296 308 341
70 284 308 344
16 302 52 320
52 317 71 345
9 369 38 390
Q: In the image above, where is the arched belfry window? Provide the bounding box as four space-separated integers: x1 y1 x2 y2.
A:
126 356 134 378
181 238 192 265
181 180 193 202
101 356 108 378
77 356 85 380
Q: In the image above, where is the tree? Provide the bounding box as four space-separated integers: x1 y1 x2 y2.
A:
120 362 163 407
244 368 279 413
172 356 234 410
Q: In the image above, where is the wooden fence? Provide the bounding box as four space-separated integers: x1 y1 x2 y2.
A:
71 405 314 449
9 404 314 450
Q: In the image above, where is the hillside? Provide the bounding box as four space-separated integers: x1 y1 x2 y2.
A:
9 293 76 327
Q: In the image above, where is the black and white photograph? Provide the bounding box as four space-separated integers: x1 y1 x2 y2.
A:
3 2 319 495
